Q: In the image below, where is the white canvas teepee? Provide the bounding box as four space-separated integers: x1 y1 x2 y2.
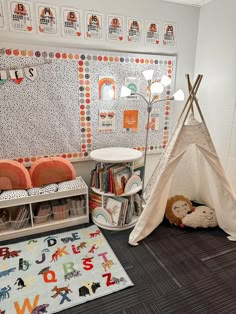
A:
129 75 236 246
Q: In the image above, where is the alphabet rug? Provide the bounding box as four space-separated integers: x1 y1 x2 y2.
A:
0 225 133 314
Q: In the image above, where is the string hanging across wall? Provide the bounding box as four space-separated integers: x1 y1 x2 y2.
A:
0 46 176 164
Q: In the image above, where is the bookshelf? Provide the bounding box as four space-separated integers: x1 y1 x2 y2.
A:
89 147 143 231
0 177 89 241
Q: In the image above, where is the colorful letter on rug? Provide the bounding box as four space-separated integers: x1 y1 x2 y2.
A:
0 225 133 314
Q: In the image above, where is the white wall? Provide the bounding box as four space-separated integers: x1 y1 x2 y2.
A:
194 0 236 191
0 0 200 186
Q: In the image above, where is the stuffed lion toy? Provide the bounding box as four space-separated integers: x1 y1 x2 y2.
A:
165 195 193 226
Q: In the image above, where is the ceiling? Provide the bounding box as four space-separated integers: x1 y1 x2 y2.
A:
162 0 213 6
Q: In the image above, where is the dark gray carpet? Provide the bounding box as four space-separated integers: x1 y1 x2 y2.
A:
2 219 236 314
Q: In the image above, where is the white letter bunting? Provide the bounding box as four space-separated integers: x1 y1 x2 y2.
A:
9 69 24 84
24 66 37 81
0 70 7 86
0 66 38 85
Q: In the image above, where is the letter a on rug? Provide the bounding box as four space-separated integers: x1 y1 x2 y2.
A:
0 225 133 314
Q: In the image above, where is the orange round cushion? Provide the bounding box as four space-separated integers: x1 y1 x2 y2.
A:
0 160 32 190
30 157 76 187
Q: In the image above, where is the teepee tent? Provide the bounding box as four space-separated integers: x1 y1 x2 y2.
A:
129 75 236 246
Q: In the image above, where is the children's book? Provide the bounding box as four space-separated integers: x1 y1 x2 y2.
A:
105 196 124 225
113 166 131 195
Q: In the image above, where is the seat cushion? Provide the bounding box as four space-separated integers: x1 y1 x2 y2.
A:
0 160 32 190
30 157 76 187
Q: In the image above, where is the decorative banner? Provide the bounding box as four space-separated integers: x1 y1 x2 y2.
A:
24 66 38 81
0 70 7 85
98 110 115 132
98 76 116 100
9 1 33 32
85 11 103 39
124 77 140 100
127 18 142 43
62 7 82 38
107 15 124 42
163 22 176 47
9 69 24 84
123 110 139 131
36 4 58 35
145 20 160 45
145 108 160 131
0 0 5 29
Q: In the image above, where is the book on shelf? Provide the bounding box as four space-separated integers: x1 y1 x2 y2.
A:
0 208 10 231
113 166 132 195
68 195 86 216
51 199 69 220
89 191 102 211
105 196 124 225
12 205 30 229
34 201 51 224
133 159 144 181
104 195 129 226
125 198 135 224
134 193 143 216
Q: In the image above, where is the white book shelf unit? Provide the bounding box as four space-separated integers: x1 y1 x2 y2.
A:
0 177 89 241
89 147 143 231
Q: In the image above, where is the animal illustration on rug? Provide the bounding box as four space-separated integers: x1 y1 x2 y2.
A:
2 250 21 260
0 285 11 301
79 282 101 296
51 285 72 298
31 303 49 314
102 259 114 272
88 244 98 253
77 241 87 249
0 267 16 278
15 277 26 289
19 259 31 271
111 277 127 285
38 267 51 275
51 249 60 262
64 269 81 281
61 237 74 244
89 230 101 238
27 240 38 245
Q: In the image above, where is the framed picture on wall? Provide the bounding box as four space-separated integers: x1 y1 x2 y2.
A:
107 14 124 42
8 1 34 33
0 0 7 30
127 17 143 43
36 3 59 35
144 20 161 46
85 11 104 40
61 7 82 38
162 22 177 47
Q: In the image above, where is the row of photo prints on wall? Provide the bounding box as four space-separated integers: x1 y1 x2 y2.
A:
98 108 160 132
0 0 177 46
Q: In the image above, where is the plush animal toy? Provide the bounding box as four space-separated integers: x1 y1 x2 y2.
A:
165 195 193 226
182 206 218 228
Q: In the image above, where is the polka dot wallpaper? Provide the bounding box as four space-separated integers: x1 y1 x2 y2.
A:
0 47 176 163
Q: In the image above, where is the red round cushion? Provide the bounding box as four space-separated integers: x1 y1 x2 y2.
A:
30 157 76 187
0 160 32 190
